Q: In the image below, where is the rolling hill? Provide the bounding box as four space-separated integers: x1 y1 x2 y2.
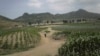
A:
0 15 21 28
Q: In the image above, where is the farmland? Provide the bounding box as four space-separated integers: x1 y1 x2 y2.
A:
52 23 100 31
0 23 100 56
0 27 42 55
51 23 100 56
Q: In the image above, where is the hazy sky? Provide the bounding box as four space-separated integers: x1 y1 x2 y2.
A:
0 0 100 19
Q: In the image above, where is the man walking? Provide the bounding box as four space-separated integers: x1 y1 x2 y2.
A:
44 34 46 37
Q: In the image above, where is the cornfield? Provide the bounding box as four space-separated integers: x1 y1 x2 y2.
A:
58 31 100 56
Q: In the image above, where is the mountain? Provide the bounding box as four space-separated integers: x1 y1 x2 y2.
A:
15 9 100 23
0 15 21 28
15 12 54 23
55 9 100 20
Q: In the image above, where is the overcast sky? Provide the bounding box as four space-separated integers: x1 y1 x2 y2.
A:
0 0 100 19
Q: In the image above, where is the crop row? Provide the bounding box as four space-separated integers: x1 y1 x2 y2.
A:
0 27 41 55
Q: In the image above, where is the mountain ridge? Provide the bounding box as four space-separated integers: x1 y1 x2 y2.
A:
1 9 100 23
15 9 100 23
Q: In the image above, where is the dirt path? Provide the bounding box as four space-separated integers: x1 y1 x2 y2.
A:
5 27 65 56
